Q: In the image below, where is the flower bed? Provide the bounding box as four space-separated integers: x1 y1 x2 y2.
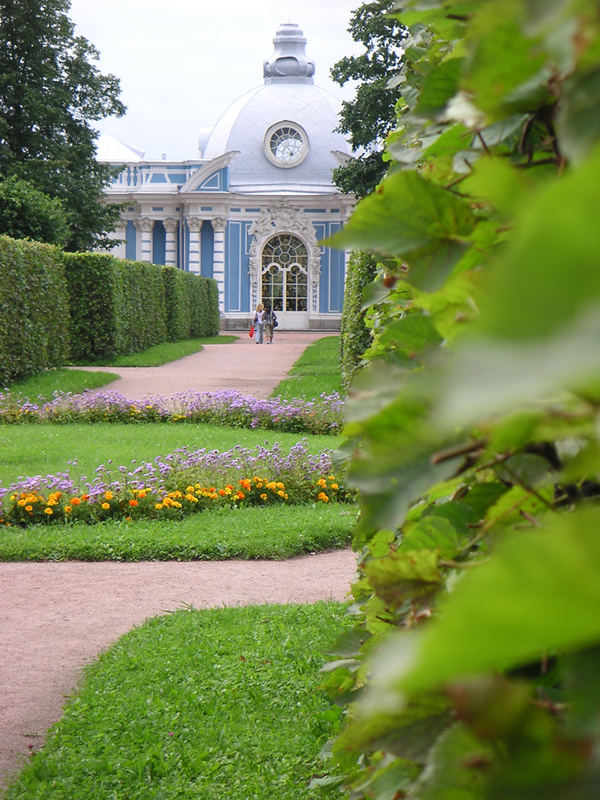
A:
0 441 353 528
0 389 343 435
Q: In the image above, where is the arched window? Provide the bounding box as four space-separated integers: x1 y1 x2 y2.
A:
261 234 308 312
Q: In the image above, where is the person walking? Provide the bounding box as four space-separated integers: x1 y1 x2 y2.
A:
253 303 265 344
263 302 278 344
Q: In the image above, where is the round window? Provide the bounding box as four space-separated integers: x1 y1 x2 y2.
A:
264 121 309 168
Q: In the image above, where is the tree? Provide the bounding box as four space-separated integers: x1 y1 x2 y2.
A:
320 1 600 798
0 176 69 245
331 0 406 197
0 0 125 251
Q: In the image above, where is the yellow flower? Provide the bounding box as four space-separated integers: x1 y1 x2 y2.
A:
330 483 339 490
65 506 72 514
44 507 53 515
186 486 195 494
260 493 267 500
17 499 26 507
276 482 284 489
137 490 147 499
101 502 110 510
25 505 33 512
277 490 285 498
317 478 327 488
104 491 114 501
317 492 329 503
155 503 163 510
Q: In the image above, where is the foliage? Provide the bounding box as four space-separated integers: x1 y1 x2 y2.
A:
4 603 352 799
0 438 351 522
0 503 355 561
0 176 69 245
63 252 167 361
0 387 343 434
0 423 339 497
162 266 220 340
2 471 351 529
320 1 600 798
331 0 407 197
0 236 70 385
339 250 378 391
0 0 125 251
272 336 343 401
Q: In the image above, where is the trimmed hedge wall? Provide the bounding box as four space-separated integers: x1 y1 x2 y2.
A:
0 236 70 385
64 253 167 361
339 250 378 391
0 238 220 381
162 267 220 340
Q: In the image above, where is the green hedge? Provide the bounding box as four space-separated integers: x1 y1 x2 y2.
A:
1 240 220 378
339 250 377 391
64 253 167 361
162 268 219 340
0 236 70 385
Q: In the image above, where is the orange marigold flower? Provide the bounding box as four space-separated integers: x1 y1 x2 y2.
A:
137 490 147 499
129 499 138 507
317 492 329 503
330 483 339 490
260 493 268 501
44 507 53 515
218 489 226 496
70 497 81 506
25 505 33 512
65 506 72 514
80 494 89 502
237 491 245 499
277 490 285 498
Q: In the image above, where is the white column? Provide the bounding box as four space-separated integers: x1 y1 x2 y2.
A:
135 217 154 263
163 218 178 267
212 216 226 313
187 217 203 275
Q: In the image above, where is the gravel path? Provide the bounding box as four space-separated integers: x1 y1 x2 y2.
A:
0 331 356 790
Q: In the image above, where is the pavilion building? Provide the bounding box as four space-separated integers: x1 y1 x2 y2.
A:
97 23 353 330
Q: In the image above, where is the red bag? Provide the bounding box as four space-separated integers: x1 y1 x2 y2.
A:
249 326 255 338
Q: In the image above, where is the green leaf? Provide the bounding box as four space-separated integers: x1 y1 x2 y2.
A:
416 58 465 118
371 507 600 696
366 549 442 605
378 313 443 356
556 67 600 165
399 516 462 558
327 170 477 264
479 144 600 341
411 722 492 799
437 307 600 428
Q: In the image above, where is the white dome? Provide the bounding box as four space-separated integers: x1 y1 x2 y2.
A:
96 134 144 162
203 23 349 194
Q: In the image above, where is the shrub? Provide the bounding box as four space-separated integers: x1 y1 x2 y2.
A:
162 267 219 340
339 249 377 390
64 252 167 361
0 236 70 385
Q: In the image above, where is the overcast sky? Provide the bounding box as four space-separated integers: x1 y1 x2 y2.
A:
68 0 363 161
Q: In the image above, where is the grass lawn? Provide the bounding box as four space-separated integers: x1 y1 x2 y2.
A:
0 423 339 492
273 336 342 400
0 503 356 561
4 369 119 402
74 335 238 368
4 603 351 800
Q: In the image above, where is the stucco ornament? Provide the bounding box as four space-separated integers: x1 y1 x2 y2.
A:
248 204 322 312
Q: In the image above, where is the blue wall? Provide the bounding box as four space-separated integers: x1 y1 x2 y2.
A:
224 221 251 312
125 220 136 260
314 221 345 313
201 222 214 278
152 221 166 265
